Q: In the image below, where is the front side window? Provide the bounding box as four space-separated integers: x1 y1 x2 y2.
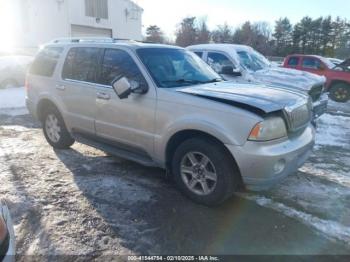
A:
287 57 299 67
62 47 101 83
237 49 270 72
137 48 221 88
30 47 63 77
302 58 321 69
98 49 147 86
207 52 235 73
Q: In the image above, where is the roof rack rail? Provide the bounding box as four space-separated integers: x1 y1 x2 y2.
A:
51 37 138 44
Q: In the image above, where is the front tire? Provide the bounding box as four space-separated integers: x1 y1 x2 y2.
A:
42 106 75 149
172 138 241 206
329 83 350 103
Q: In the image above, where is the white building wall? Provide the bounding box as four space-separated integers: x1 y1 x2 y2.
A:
68 0 143 40
10 0 143 51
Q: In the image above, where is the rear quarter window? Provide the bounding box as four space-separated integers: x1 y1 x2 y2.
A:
29 47 63 77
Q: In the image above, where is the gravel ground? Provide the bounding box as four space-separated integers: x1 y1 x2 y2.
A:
0 101 350 260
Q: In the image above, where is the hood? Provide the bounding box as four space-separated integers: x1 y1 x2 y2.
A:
176 82 308 114
252 66 326 92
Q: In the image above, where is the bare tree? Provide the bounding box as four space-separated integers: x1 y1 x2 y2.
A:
175 17 197 47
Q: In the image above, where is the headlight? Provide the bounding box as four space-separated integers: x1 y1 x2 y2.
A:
248 117 287 141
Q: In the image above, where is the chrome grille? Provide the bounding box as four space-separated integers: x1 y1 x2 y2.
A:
284 102 312 132
308 84 324 102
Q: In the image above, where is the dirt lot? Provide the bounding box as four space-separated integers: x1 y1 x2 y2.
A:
0 101 350 259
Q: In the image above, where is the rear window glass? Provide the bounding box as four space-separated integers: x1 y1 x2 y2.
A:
287 57 299 67
29 47 63 77
62 47 101 83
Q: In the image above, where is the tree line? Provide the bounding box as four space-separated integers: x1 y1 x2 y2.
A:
144 16 350 59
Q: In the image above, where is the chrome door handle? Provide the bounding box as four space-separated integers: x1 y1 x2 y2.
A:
97 92 110 100
55 84 66 91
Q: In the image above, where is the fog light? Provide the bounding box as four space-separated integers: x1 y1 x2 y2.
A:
274 159 286 174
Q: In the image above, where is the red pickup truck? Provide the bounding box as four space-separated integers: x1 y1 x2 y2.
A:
283 55 350 102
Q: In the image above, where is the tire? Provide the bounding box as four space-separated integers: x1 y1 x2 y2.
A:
42 106 75 149
171 137 241 206
329 83 350 103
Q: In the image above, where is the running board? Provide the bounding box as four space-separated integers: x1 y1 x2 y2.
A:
73 132 158 167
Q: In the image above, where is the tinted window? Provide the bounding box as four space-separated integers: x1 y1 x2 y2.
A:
99 49 147 86
207 52 235 73
137 48 221 88
287 57 299 67
30 47 63 77
302 58 321 69
194 52 203 58
62 47 100 82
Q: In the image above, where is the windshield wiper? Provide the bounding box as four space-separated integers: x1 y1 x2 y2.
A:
162 79 203 84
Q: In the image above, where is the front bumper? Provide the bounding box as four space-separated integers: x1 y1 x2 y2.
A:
0 202 15 262
226 124 315 191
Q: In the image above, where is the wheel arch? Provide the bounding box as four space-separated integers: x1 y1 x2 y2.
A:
329 79 350 89
36 98 62 122
165 129 241 180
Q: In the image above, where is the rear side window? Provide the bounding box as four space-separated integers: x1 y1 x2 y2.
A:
62 47 101 83
287 57 299 67
29 47 63 77
98 49 147 86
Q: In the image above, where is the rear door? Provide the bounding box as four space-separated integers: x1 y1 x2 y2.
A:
94 48 157 157
59 46 102 134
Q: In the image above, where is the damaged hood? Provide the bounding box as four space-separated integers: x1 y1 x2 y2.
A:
176 82 308 114
251 66 326 92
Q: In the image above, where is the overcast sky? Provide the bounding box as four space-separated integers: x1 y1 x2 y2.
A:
136 0 350 39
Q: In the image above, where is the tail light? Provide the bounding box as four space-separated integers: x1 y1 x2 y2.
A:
25 78 30 91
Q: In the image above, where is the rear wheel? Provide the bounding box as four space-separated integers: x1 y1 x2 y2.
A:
329 83 350 103
42 106 75 149
172 138 241 206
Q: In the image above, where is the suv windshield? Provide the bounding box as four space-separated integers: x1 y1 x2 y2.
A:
237 49 271 72
137 48 222 88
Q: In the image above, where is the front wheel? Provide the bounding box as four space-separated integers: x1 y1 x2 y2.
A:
329 83 350 103
172 138 241 206
42 106 75 149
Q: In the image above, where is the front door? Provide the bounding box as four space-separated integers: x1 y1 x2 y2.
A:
94 48 157 157
301 57 325 76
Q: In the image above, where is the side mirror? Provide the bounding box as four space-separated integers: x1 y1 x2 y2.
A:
112 76 148 99
221 66 242 77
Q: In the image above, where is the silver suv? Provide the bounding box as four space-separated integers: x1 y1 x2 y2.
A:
26 38 315 205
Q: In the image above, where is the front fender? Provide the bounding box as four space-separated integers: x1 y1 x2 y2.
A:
153 115 257 164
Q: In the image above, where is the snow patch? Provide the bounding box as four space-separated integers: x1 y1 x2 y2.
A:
315 113 350 148
243 194 350 244
0 86 28 115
